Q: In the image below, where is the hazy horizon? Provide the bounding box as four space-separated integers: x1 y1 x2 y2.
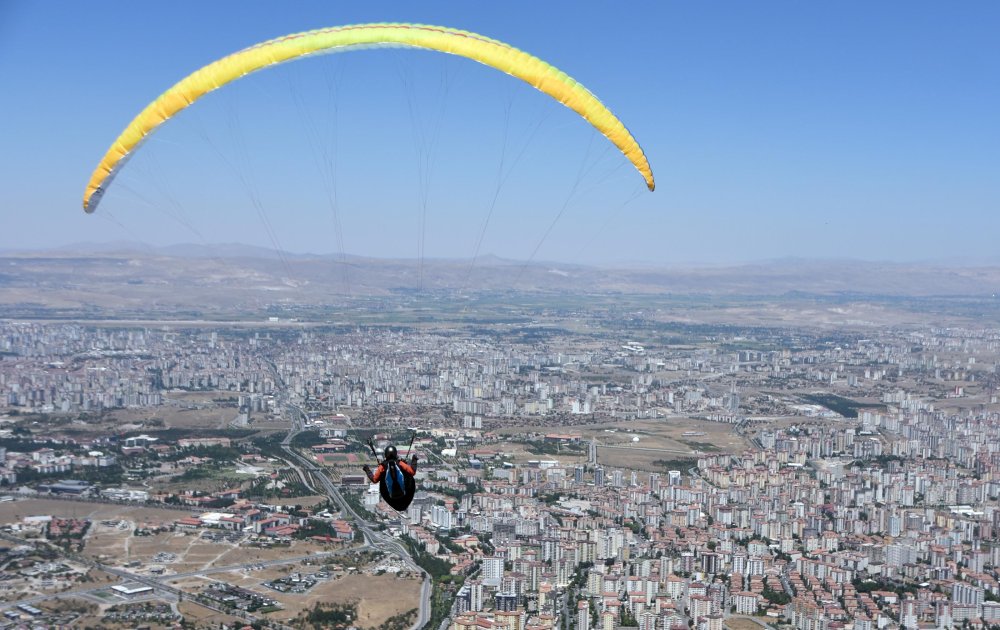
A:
4 239 1000 270
2 2 999 266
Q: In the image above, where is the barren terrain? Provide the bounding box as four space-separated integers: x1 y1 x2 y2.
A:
495 417 745 471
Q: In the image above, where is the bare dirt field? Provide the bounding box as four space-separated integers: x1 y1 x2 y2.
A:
107 405 238 430
575 417 742 451
0 498 193 526
493 417 746 471
85 526 228 567
496 417 743 450
0 564 116 604
38 596 97 612
89 527 335 574
177 599 243 626
167 540 337 574
293 573 421 628
595 447 694 472
67 510 342 575
152 468 259 495
726 618 772 630
172 571 421 627
83 519 135 562
73 616 178 630
267 494 328 509
89 390 286 433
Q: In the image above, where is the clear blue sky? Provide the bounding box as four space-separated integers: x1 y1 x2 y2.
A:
2 1 998 265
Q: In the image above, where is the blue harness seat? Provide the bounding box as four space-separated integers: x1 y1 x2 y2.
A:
379 460 416 511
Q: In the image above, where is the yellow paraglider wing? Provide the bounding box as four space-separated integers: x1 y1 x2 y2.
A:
83 23 654 212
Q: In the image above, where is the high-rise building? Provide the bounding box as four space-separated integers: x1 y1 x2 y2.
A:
901 597 918 630
577 600 590 630
689 594 713 623
431 504 452 530
701 552 718 574
708 581 728 609
470 580 484 612
612 469 624 487
495 592 519 612
952 582 984 606
456 580 484 614
483 556 504 586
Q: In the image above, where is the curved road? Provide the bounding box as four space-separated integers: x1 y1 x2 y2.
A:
269 361 433 630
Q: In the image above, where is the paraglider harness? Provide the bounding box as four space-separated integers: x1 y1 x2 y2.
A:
366 434 417 511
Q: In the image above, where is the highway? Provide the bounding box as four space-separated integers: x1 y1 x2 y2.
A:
0 361 432 629
267 360 434 630
1 370 433 628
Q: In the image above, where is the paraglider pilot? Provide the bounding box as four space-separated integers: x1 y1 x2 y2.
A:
363 444 418 484
363 442 418 511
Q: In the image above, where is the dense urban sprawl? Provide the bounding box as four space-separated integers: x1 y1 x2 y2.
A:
1 321 999 630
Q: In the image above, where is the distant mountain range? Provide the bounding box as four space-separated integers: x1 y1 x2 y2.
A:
0 243 998 314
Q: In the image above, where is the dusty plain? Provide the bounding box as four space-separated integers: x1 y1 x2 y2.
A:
493 417 746 471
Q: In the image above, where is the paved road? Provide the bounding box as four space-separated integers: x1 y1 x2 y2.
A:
0 362 431 629
267 362 433 630
281 417 432 628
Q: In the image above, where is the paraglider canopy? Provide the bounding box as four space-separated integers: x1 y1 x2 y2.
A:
82 22 654 213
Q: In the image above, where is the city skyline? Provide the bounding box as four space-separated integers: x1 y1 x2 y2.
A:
2 303 1000 630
